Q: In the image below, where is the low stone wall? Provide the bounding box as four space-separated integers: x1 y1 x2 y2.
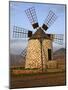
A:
47 60 58 69
58 65 65 70
47 60 65 70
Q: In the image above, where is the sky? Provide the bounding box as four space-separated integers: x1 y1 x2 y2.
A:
9 1 66 55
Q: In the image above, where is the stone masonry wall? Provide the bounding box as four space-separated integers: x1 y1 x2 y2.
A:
42 39 52 68
25 39 52 69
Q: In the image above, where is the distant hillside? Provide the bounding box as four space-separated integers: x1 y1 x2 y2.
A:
10 54 25 67
53 48 66 60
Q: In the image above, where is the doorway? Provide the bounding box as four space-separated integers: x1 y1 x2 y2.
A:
48 49 52 60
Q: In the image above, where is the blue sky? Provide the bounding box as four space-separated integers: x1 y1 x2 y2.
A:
10 1 66 54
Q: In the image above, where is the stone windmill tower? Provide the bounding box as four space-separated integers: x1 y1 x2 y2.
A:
13 7 63 71
25 27 53 69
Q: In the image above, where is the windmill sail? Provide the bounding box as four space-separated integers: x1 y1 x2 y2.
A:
13 26 32 38
25 7 39 29
51 34 64 45
42 10 57 31
20 48 27 57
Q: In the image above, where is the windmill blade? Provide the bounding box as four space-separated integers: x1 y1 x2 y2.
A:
13 26 32 38
42 10 57 31
20 48 27 57
51 34 64 45
25 7 39 29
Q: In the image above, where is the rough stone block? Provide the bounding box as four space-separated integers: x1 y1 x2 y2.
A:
47 60 58 69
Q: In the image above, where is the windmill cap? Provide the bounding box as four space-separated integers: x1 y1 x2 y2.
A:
30 27 52 39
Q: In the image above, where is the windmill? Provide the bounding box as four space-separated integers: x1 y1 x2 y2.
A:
13 7 63 71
